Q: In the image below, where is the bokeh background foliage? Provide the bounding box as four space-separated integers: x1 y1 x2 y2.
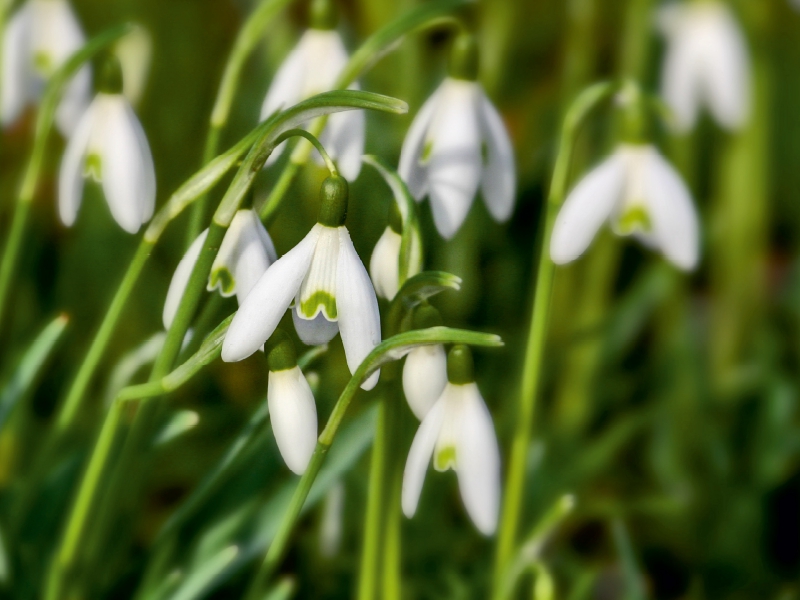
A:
1 0 800 598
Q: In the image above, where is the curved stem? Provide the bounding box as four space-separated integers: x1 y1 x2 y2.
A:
273 128 338 176
187 0 292 243
0 24 130 333
491 82 616 598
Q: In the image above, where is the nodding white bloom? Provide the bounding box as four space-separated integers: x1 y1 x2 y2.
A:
266 331 318 474
403 344 447 420
550 144 699 271
59 91 156 234
222 177 382 391
163 209 277 329
260 29 363 181
398 77 516 239
658 1 750 132
402 346 500 535
1 0 91 136
369 226 422 301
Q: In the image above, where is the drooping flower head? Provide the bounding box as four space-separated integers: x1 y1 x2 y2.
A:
222 175 382 391
658 0 750 132
58 56 156 234
163 209 278 329
369 196 423 301
550 143 700 271
398 32 516 239
1 0 91 135
265 329 317 475
402 304 447 420
402 345 501 535
259 0 363 180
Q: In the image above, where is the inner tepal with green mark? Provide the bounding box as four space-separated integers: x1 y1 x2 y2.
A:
84 154 103 182
299 290 337 320
616 204 652 235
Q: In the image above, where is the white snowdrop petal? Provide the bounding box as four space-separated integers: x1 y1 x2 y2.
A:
56 64 91 137
402 398 445 519
336 227 381 390
259 34 309 121
700 5 750 130
222 226 322 362
233 233 274 306
398 84 444 200
477 89 516 222
456 383 501 535
322 101 365 181
659 9 702 132
209 210 248 297
100 95 151 233
1 4 33 127
126 99 156 222
57 100 95 228
369 227 401 300
426 80 483 239
549 152 627 264
292 306 339 346
297 226 340 320
163 230 209 330
642 150 699 271
402 344 448 421
268 366 318 475
210 210 272 301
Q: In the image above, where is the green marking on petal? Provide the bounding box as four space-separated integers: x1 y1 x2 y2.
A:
617 205 652 235
84 154 103 182
434 445 456 472
481 141 489 166
300 290 337 320
33 51 53 75
209 267 235 295
420 139 434 165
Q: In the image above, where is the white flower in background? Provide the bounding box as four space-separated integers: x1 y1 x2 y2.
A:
222 177 382 391
402 345 500 535
369 227 422 300
1 0 91 136
260 29 363 181
59 56 155 234
403 345 447 420
550 144 699 271
658 1 750 132
265 331 318 474
398 77 516 239
163 209 277 329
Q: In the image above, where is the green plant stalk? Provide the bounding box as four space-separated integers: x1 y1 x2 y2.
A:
187 0 292 243
257 0 471 222
381 387 404 600
0 24 131 332
243 327 503 599
492 82 615 598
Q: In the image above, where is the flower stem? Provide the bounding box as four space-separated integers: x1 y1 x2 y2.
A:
492 82 615 597
187 0 292 244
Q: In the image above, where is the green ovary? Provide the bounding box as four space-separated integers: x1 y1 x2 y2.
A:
299 290 337 320
209 268 235 295
617 205 651 235
434 446 456 471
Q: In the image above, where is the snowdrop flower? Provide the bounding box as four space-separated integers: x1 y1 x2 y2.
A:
402 304 447 420
398 34 516 239
658 1 750 132
222 176 382 390
402 345 500 535
163 209 277 329
550 144 699 271
260 1 363 180
58 58 155 234
369 200 422 300
1 0 90 136
266 330 317 474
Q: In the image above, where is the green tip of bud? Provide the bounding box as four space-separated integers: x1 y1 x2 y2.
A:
310 0 338 30
388 199 403 234
448 32 479 81
412 303 443 330
317 175 349 227
97 53 124 95
266 329 298 372
447 344 474 385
